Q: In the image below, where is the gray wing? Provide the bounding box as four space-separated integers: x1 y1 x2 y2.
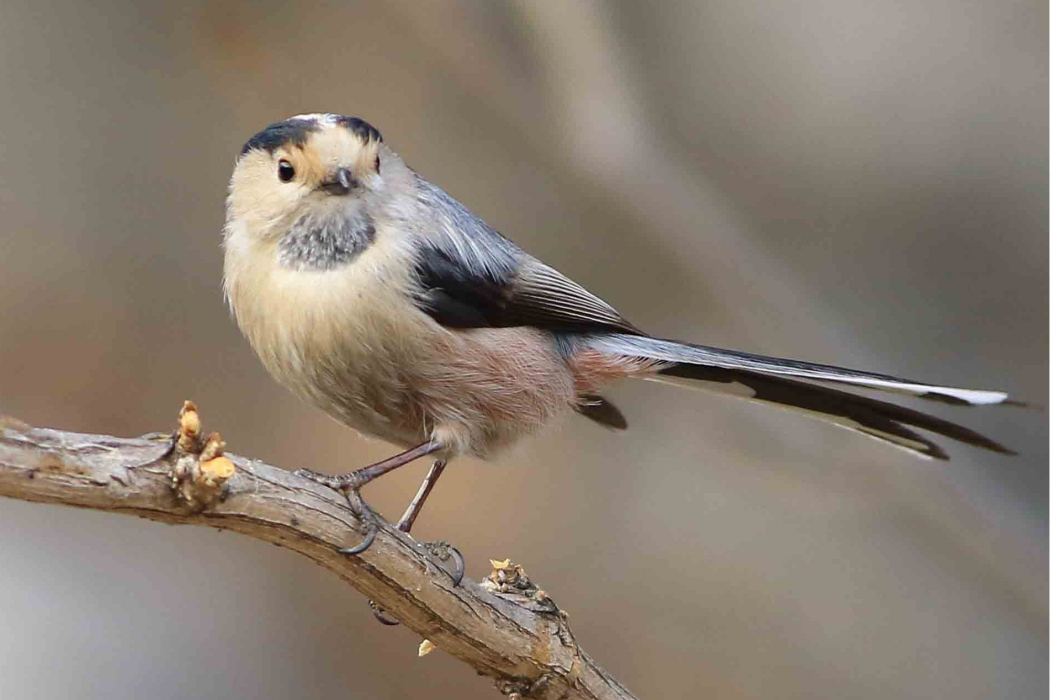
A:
410 178 640 334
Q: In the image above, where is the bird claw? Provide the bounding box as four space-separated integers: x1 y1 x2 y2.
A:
334 487 381 556
365 539 464 627
336 518 377 555
293 469 379 555
423 540 465 587
369 600 400 626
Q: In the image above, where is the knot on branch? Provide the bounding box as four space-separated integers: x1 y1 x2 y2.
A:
481 559 558 614
171 401 234 510
483 558 582 696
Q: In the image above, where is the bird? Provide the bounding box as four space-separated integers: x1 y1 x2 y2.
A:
222 113 1014 563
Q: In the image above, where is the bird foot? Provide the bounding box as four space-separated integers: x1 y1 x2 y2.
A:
335 487 380 555
367 539 465 626
422 540 465 587
295 468 380 555
294 455 462 626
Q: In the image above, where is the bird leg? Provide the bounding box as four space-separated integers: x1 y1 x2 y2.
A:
295 441 464 627
295 440 444 555
397 458 447 532
370 458 465 626
395 459 464 585
297 440 444 492
401 459 465 584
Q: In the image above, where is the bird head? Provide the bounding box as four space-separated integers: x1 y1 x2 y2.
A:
225 114 388 246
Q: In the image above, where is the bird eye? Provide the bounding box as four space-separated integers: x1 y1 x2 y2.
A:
277 159 295 182
374 155 380 174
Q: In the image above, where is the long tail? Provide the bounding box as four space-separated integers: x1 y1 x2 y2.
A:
584 334 1015 460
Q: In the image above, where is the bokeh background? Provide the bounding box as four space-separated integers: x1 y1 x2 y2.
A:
0 2 1045 698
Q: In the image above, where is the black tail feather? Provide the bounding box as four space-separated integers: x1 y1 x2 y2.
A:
655 364 1014 460
576 394 629 431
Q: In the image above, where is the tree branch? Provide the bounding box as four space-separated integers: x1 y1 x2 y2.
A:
0 405 637 700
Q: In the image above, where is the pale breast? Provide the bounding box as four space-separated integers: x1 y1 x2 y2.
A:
224 225 577 457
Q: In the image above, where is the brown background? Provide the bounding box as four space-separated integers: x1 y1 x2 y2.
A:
0 2 1045 699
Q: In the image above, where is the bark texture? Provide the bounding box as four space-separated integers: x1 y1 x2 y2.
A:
0 408 637 700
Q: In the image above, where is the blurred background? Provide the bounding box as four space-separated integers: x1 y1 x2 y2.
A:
0 1 1045 698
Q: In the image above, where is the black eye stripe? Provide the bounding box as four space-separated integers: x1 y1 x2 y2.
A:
277 159 295 182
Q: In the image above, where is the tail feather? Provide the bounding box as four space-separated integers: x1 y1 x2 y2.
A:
585 334 1014 460
588 335 1009 406
575 393 629 430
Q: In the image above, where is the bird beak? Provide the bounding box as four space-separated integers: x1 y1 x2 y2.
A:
321 167 353 195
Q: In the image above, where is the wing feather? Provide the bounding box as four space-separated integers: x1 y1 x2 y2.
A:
410 178 639 333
